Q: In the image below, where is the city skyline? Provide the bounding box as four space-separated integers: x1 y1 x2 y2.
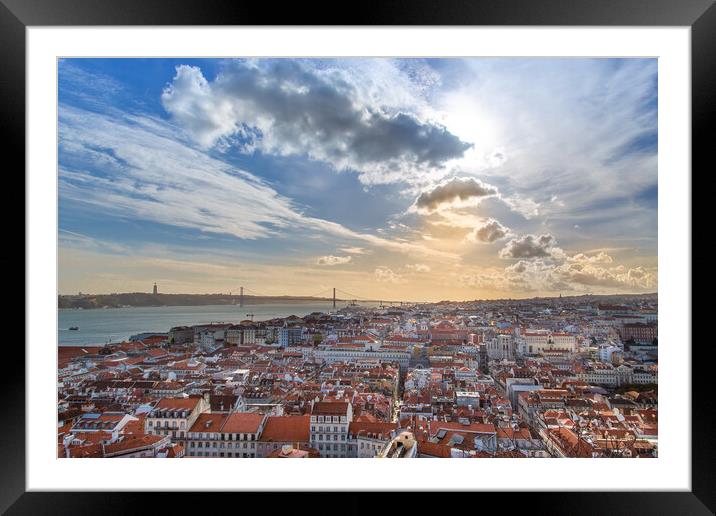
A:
59 58 657 302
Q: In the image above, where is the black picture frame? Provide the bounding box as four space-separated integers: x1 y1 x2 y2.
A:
4 0 710 513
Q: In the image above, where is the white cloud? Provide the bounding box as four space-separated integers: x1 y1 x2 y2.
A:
460 253 656 294
553 262 656 290
375 266 403 283
567 251 614 264
339 246 369 255
405 263 431 273
59 105 457 262
501 195 540 219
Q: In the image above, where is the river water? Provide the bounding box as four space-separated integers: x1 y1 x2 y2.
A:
58 302 377 346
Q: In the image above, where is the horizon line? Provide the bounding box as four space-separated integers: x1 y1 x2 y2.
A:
58 290 658 304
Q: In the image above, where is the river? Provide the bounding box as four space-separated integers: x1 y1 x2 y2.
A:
58 302 378 346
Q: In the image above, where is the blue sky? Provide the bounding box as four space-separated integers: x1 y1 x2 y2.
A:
58 57 657 300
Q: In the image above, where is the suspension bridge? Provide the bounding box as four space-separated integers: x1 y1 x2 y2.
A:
227 286 417 309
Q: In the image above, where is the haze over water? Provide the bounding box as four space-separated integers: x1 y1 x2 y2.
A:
58 302 378 346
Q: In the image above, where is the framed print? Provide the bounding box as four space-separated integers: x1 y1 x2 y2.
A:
6 0 711 513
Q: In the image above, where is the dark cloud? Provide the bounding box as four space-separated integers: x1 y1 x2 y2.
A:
415 177 498 212
499 233 560 259
471 218 509 243
162 61 472 184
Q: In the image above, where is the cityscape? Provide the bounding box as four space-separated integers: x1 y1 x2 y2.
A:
58 288 657 458
58 57 657 459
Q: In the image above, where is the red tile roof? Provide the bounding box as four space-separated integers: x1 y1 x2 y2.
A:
259 415 311 443
221 412 264 434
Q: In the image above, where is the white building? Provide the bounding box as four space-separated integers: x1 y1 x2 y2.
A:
185 412 266 458
577 363 633 386
522 330 577 354
315 347 410 368
145 396 209 442
310 401 353 458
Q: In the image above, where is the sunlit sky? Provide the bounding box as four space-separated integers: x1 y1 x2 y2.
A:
58 58 657 301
